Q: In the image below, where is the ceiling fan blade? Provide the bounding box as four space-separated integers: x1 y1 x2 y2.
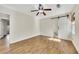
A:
31 10 38 12
36 12 39 16
43 12 46 16
44 9 52 11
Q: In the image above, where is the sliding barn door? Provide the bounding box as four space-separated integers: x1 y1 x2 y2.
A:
58 17 72 39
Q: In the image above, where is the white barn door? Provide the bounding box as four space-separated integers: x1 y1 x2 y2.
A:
58 17 72 39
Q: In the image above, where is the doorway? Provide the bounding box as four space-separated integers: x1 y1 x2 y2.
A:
0 13 10 53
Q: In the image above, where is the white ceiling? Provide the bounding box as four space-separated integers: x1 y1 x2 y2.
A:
2 4 75 19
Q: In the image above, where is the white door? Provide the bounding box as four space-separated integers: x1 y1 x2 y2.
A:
58 17 72 39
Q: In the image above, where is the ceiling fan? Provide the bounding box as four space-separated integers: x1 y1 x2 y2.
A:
31 4 52 16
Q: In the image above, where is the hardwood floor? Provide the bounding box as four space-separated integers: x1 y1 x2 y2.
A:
0 38 9 54
9 35 78 54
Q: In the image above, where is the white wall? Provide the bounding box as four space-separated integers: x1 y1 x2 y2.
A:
0 5 38 43
71 5 79 53
35 18 40 35
9 12 38 43
40 18 58 37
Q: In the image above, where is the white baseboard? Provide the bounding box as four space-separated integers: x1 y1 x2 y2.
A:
10 34 39 44
40 33 54 37
71 39 79 53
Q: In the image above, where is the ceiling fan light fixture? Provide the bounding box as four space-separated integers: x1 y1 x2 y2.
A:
57 4 60 8
31 4 52 16
39 10 43 13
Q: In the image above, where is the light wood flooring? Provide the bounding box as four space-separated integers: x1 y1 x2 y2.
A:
9 35 78 54
0 38 9 54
